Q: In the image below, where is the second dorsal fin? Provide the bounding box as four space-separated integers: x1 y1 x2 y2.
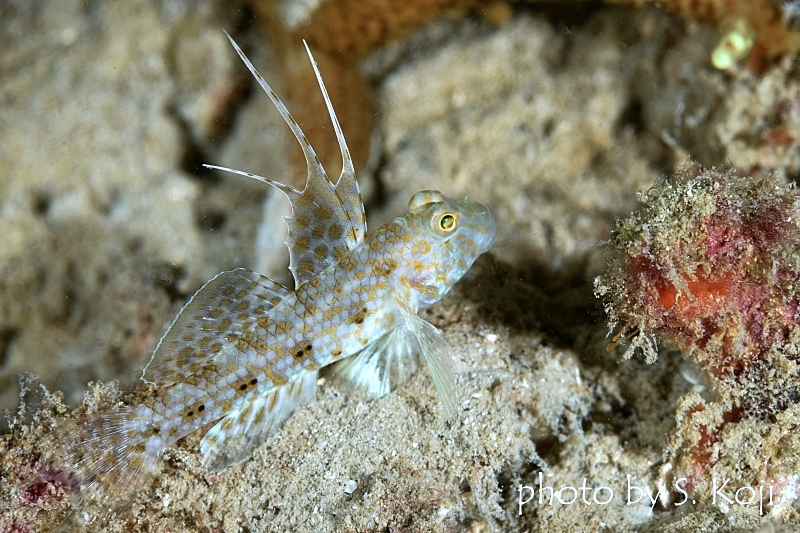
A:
142 268 290 387
205 32 367 289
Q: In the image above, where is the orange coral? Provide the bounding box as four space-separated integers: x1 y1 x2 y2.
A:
277 0 480 59
598 164 800 380
657 267 730 313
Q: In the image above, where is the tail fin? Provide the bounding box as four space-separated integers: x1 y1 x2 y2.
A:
27 405 159 529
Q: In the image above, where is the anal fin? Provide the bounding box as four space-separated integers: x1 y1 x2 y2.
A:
200 370 318 471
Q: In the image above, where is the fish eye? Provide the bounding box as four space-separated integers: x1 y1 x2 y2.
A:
432 210 460 236
440 214 456 230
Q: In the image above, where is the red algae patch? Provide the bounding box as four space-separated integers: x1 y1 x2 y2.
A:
596 162 800 513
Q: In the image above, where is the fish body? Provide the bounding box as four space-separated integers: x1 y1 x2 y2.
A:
33 32 495 523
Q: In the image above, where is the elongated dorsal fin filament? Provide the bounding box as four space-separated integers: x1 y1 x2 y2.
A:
301 40 367 247
221 30 326 188
204 32 368 289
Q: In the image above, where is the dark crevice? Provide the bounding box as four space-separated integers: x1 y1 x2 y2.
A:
171 104 219 184
0 328 19 368
229 3 257 37
163 4 257 177
154 262 189 304
519 2 607 73
542 118 555 139
787 167 800 187
127 236 144 254
522 1 607 32
364 153 390 214
195 210 227 232
31 191 51 217
617 97 645 135
64 262 82 326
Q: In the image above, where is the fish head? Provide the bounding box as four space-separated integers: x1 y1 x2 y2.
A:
401 190 495 307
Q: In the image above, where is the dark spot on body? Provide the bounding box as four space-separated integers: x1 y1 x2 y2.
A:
293 345 313 362
348 307 369 326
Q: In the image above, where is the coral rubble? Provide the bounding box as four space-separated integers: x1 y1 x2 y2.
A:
596 163 800 508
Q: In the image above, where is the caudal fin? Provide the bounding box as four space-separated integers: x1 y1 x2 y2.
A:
24 405 159 529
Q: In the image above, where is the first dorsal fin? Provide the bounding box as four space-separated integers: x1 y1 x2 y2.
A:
205 32 367 289
142 268 290 387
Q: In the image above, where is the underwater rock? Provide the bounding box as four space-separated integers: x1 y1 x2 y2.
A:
596 162 800 507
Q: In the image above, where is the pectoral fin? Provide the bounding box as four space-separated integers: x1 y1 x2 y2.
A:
331 326 420 399
395 297 458 416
